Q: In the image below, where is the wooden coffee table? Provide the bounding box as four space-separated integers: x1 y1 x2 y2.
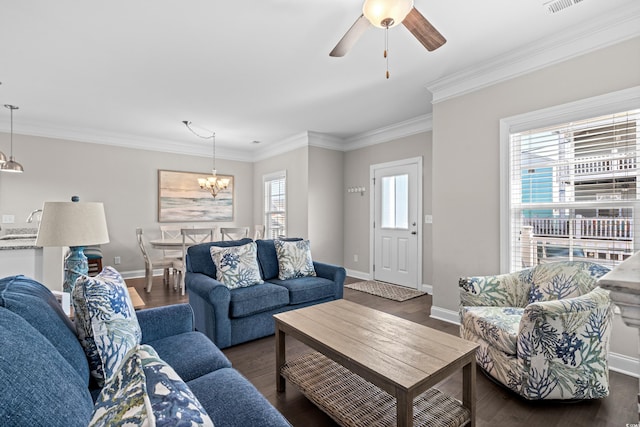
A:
274 300 479 427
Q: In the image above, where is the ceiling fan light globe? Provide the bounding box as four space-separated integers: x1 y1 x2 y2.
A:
362 0 413 28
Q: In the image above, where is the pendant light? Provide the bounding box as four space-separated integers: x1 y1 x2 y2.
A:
1 104 24 173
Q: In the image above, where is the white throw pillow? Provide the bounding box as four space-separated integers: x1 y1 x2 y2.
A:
210 242 264 289
274 239 316 280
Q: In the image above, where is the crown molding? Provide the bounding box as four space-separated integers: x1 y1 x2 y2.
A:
342 114 433 151
251 131 311 162
307 131 344 151
427 3 640 104
0 121 253 162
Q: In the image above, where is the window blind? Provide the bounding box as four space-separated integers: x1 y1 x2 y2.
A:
264 172 286 239
509 108 639 271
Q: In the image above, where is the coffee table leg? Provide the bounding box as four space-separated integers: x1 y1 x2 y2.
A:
463 358 476 427
396 391 412 427
276 324 286 392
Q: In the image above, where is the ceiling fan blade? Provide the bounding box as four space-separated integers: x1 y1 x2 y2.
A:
329 14 371 57
402 7 446 52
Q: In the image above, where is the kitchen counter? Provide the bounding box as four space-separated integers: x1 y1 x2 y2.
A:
0 228 39 250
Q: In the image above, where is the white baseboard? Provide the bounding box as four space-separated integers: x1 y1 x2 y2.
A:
609 352 640 378
421 284 433 294
430 305 640 379
345 269 370 281
430 305 460 325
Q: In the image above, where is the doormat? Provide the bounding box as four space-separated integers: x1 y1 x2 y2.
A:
345 280 426 302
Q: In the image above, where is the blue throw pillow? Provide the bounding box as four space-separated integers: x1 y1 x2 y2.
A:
89 344 214 427
73 266 142 386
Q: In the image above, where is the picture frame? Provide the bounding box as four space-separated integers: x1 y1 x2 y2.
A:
158 169 234 222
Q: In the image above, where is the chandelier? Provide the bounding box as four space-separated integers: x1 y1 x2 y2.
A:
182 120 230 198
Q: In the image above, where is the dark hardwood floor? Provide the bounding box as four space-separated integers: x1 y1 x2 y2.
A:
126 275 638 427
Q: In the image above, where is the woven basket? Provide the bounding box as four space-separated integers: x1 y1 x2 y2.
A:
281 351 470 427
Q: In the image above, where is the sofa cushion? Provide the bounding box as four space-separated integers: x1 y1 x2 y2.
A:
255 238 302 280
188 367 291 427
274 239 316 280
73 266 142 386
0 307 94 427
210 241 264 289
147 331 232 382
527 261 610 303
186 238 254 278
90 344 213 427
0 275 90 385
268 276 336 305
229 282 290 318
460 306 523 355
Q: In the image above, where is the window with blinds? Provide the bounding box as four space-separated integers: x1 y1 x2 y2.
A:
509 108 639 271
264 171 286 239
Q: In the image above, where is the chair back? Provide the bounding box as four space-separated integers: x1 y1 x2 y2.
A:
220 227 250 241
135 228 151 265
253 224 265 240
160 225 184 258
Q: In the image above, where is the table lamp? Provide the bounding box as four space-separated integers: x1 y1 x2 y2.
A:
35 196 110 293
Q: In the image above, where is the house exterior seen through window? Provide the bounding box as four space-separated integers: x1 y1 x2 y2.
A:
508 108 639 271
264 171 286 239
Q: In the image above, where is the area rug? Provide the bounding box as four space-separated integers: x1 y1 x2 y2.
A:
344 280 426 302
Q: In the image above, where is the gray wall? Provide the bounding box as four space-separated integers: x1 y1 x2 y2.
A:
343 132 433 286
252 145 344 265
252 146 309 240
432 37 640 358
0 134 253 275
308 146 344 265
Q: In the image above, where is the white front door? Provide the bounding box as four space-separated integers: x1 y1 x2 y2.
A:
371 158 421 288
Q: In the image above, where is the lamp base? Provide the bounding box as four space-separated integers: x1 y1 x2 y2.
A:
63 246 88 293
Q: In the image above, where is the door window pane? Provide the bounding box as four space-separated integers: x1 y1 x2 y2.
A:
381 174 409 229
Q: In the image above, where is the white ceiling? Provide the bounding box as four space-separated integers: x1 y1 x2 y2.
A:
0 0 638 160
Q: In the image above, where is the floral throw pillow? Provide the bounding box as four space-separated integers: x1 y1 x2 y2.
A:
210 242 264 289
90 344 214 427
73 266 142 387
274 239 316 280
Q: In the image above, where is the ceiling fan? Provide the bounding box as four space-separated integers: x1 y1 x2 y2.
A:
329 0 446 57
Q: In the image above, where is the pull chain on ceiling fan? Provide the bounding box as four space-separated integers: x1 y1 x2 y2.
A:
330 0 447 76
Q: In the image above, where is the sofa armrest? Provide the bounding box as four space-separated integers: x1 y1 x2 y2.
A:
459 271 530 309
185 272 233 348
137 303 194 344
314 261 346 300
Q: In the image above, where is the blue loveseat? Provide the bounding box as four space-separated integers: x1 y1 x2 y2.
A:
0 275 291 427
186 238 346 349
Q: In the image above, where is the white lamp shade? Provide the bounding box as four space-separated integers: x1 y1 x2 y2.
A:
36 201 110 247
362 0 414 28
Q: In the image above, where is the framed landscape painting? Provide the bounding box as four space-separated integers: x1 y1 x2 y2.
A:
158 170 234 222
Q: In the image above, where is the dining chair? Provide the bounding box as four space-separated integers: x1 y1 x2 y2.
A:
175 227 217 295
135 228 181 293
253 224 265 241
220 227 250 241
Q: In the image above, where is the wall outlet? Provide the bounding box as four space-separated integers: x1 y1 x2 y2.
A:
353 254 358 262
2 215 15 224
114 256 121 265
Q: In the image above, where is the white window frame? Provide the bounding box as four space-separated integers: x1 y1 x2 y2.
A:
500 86 640 272
263 170 287 239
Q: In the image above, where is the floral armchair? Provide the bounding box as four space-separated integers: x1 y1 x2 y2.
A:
459 261 613 400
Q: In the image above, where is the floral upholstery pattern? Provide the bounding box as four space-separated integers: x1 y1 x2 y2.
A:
459 261 612 400
90 344 214 427
210 242 264 290
73 266 142 386
274 239 316 280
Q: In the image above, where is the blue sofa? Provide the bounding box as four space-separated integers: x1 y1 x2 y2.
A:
186 238 346 349
0 275 291 427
